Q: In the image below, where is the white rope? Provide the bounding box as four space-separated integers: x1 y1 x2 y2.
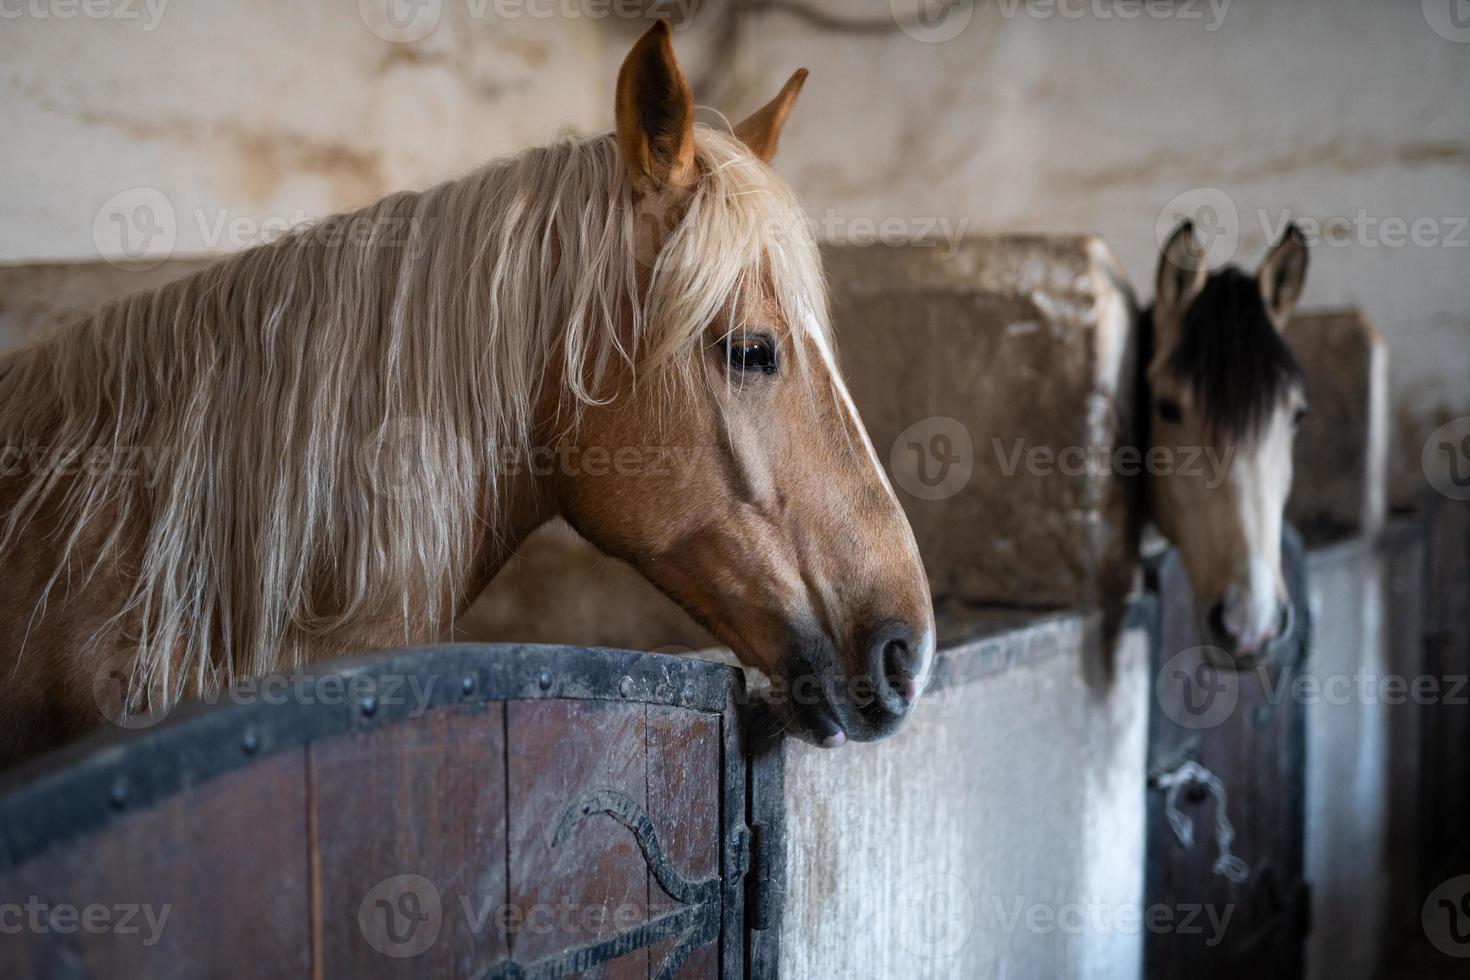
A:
1154 760 1251 885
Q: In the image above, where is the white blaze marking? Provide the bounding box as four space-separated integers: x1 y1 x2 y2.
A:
799 311 899 503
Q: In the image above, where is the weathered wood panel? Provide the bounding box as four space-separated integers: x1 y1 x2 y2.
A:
506 699 651 978
0 749 309 979
647 706 722 979
311 705 509 978
0 645 745 980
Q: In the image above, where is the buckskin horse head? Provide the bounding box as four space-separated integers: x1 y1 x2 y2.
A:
1143 220 1310 667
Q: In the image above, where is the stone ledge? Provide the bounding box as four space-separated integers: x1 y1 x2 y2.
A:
1286 308 1389 542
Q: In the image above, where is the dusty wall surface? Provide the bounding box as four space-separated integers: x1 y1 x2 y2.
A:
1302 534 1396 980
2 1 1463 507
719 0 1469 502
773 610 1149 979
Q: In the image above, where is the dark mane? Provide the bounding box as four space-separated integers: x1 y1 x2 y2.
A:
1166 267 1303 442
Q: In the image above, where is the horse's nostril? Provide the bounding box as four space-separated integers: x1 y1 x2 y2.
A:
883 638 916 685
1207 601 1231 641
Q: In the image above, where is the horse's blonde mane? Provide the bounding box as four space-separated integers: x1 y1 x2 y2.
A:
0 125 830 706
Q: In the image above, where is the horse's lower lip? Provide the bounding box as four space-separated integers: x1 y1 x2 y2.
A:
792 689 846 746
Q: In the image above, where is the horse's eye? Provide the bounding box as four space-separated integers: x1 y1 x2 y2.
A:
721 335 778 375
1293 404 1309 426
1156 398 1183 424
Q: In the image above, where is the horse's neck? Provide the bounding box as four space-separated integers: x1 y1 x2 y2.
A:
459 463 557 607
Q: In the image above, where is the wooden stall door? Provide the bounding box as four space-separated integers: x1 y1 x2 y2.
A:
0 645 746 980
1144 531 1311 979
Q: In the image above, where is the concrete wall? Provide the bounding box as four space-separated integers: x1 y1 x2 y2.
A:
769 610 1150 979
1 1 1463 505
1302 523 1428 980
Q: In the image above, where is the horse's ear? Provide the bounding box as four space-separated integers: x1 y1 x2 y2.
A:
1258 223 1309 324
616 20 697 196
1155 220 1208 320
734 69 809 163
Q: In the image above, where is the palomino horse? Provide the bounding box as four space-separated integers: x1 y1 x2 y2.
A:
0 23 933 765
1144 220 1310 666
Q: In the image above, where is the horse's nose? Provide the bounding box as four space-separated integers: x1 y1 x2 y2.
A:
1207 598 1288 658
861 621 922 720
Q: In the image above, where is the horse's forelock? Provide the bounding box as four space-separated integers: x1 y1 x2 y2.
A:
1167 267 1303 443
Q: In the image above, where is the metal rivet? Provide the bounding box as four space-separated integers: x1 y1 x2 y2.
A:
461 675 476 696
538 672 552 691
618 676 635 698
360 696 378 718
241 729 259 754
108 776 128 809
